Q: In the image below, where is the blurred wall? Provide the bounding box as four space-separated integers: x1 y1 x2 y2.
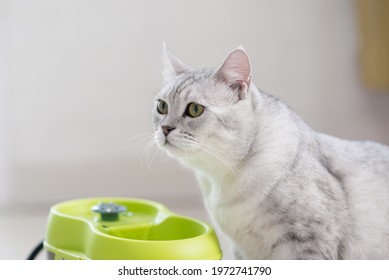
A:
2 0 389 210
0 0 11 205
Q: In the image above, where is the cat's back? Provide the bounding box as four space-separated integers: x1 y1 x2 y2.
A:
318 134 389 259
318 133 389 177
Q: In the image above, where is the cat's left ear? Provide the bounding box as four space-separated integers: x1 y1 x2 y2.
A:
162 43 188 83
214 47 251 99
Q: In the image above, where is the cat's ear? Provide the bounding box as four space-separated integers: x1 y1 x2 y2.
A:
162 43 188 83
214 47 251 99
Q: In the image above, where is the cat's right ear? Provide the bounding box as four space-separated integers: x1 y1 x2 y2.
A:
162 43 188 83
214 47 251 100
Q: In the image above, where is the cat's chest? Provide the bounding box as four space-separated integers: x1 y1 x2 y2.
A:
198 173 258 234
197 172 243 215
197 172 282 258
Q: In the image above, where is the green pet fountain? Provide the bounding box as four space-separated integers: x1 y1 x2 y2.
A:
44 197 222 260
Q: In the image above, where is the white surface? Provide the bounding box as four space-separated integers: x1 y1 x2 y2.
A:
0 211 47 260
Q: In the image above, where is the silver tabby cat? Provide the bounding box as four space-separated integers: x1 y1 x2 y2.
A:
152 46 389 259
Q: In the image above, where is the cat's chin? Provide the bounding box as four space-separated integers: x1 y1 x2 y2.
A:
161 142 197 160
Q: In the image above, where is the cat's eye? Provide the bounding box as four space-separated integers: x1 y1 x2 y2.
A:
187 102 205 118
157 100 168 115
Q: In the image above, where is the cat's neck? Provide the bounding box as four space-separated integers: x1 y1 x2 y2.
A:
252 86 317 174
184 84 318 189
182 152 237 182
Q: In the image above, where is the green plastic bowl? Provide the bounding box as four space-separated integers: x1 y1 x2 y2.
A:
44 197 222 260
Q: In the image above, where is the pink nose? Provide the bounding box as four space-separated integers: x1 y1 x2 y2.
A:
162 125 175 136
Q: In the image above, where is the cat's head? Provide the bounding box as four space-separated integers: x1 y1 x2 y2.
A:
152 46 256 170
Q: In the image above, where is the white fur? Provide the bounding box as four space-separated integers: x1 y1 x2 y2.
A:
152 47 389 259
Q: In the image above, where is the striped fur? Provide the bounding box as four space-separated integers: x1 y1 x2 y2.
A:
152 47 389 259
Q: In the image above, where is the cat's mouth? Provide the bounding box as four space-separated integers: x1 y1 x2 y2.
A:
164 139 174 148
162 137 178 150
162 141 183 157
165 140 186 153
155 130 198 158
162 138 194 158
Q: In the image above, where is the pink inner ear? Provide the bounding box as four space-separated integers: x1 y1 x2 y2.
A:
219 49 251 85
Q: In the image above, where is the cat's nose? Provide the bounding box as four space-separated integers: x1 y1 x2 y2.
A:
161 125 176 136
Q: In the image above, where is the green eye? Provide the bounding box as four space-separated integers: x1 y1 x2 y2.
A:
157 100 168 114
187 102 205 118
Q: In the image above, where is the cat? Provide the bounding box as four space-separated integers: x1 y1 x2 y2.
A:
152 45 389 259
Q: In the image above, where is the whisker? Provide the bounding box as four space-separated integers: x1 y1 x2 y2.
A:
199 142 238 174
173 134 238 174
126 130 166 171
198 152 215 171
126 131 155 160
144 136 165 170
